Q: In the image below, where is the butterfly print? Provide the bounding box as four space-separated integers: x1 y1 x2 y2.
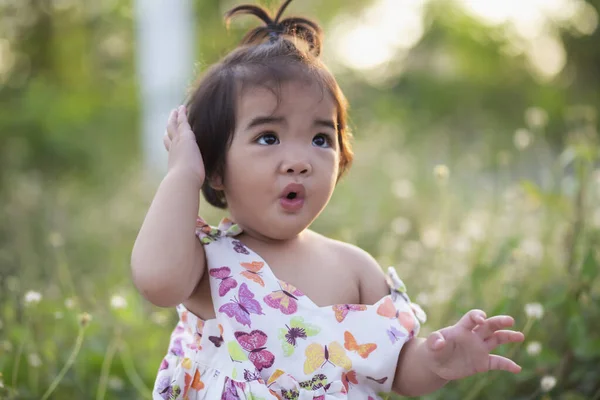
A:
332 304 367 323
234 330 276 371
299 374 330 391
341 370 358 392
183 370 204 398
387 325 406 344
281 389 299 400
376 297 417 335
243 369 262 382
222 379 245 400
219 283 264 328
264 280 304 315
304 341 352 374
209 267 238 297
170 337 184 357
196 219 221 245
367 376 388 384
278 317 321 356
240 261 265 287
157 377 181 400
208 324 224 347
232 240 250 255
344 331 377 359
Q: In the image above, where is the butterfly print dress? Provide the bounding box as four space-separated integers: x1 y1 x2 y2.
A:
153 218 425 400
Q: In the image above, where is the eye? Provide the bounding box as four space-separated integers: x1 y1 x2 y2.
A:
256 132 280 146
312 133 333 148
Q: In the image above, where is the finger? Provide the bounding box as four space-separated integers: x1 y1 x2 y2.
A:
485 330 524 351
488 355 522 374
457 309 486 331
426 331 446 352
167 109 177 140
177 105 189 129
474 316 515 339
163 132 171 151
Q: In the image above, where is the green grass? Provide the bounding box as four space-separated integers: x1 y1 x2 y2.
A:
1 129 599 399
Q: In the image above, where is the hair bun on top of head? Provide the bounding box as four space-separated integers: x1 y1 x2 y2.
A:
225 0 323 56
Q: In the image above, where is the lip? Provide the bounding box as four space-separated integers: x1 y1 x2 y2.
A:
279 183 306 212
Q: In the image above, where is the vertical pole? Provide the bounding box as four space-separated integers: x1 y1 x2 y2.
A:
134 0 195 176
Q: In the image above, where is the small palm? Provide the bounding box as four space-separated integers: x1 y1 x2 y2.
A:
426 310 524 381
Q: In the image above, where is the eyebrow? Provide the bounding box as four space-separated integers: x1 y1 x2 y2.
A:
246 116 337 131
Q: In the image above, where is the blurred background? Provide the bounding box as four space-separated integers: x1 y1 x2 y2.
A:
0 0 599 398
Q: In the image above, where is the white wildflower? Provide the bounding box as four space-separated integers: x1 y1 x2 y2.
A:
526 341 542 356
525 107 548 129
415 292 430 306
391 217 411 236
110 295 127 310
421 227 442 249
403 241 423 261
54 311 63 319
65 298 75 309
2 341 12 352
433 164 450 182
24 290 42 305
48 232 64 248
540 375 557 392
28 353 42 368
392 179 415 199
452 236 471 253
107 376 124 391
514 128 533 150
520 237 544 262
151 312 169 326
524 303 544 319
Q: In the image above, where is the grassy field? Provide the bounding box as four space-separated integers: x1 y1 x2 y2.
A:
0 113 599 399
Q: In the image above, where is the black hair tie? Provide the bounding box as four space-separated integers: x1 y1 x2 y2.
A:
267 23 283 42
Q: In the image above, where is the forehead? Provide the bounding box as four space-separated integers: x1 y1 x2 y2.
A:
236 80 337 122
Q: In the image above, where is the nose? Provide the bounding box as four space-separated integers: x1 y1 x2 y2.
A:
280 158 312 176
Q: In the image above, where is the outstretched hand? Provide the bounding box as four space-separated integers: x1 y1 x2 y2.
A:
425 310 524 381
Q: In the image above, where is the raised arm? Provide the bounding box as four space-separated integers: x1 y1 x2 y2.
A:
131 106 206 307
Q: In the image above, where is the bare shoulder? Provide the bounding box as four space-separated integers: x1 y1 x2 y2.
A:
307 230 389 305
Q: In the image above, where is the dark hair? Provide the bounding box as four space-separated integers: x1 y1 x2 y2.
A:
186 0 353 209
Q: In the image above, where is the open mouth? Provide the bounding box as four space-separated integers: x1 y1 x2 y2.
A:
280 183 305 212
286 192 298 200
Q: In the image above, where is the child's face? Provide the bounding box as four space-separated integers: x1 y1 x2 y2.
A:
221 80 340 240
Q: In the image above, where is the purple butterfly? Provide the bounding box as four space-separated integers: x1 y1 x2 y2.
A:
232 240 250 255
235 329 275 371
209 334 224 347
210 266 238 297
170 337 184 357
387 326 406 344
159 359 169 371
243 369 261 382
156 376 181 400
218 283 264 327
222 379 245 400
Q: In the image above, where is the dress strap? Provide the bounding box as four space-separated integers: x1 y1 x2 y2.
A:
386 266 427 324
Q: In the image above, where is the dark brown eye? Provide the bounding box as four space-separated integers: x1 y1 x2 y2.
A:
312 134 331 148
256 133 279 145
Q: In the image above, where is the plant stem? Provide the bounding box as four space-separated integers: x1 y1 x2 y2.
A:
40 325 86 400
96 332 120 400
118 341 152 398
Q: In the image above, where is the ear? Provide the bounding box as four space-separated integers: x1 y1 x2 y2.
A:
208 174 225 191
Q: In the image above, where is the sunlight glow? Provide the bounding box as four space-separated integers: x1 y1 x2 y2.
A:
333 0 598 80
330 0 426 70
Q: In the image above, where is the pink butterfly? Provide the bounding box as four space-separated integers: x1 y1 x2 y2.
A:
209 266 238 297
332 304 368 322
219 283 264 327
235 330 275 371
264 280 304 315
222 378 246 400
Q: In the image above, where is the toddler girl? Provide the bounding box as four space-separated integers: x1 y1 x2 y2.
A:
131 1 524 399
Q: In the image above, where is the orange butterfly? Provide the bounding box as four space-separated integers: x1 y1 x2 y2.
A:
240 261 265 287
343 331 377 359
376 297 416 334
341 370 358 392
183 369 204 397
